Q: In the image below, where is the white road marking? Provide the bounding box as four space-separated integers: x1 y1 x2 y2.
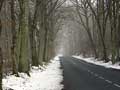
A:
114 84 120 88
88 70 90 72
94 74 98 77
99 76 104 80
71 61 120 88
87 69 120 88
105 79 112 84
90 71 94 74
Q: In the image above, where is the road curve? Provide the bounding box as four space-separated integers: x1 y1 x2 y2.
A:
60 56 120 90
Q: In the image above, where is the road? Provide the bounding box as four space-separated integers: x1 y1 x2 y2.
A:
60 56 120 90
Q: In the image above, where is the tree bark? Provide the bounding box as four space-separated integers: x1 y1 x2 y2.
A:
11 0 18 75
17 0 30 74
0 0 4 89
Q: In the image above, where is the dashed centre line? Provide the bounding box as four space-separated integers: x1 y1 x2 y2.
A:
98 76 104 80
114 84 120 88
71 60 120 88
105 79 112 84
87 69 120 88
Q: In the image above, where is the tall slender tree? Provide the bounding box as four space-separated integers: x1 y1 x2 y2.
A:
0 0 4 89
17 0 30 74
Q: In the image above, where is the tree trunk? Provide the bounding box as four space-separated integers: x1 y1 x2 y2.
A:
11 0 18 75
30 0 40 66
0 48 3 90
0 0 4 89
17 0 30 74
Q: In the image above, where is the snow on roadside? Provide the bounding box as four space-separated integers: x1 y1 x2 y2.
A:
3 56 63 90
73 55 120 70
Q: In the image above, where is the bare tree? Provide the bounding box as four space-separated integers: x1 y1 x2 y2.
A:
0 0 4 89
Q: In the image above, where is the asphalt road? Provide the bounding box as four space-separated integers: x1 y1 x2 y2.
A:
60 56 120 90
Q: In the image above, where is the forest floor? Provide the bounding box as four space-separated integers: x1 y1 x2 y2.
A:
73 55 120 70
3 56 63 90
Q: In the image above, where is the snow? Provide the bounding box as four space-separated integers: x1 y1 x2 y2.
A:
3 56 63 90
73 55 120 70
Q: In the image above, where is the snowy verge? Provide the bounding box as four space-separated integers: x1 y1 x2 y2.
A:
73 55 120 70
3 56 63 90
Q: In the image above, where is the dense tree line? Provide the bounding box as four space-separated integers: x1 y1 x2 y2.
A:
54 0 120 64
0 0 66 89
0 0 120 89
69 0 120 63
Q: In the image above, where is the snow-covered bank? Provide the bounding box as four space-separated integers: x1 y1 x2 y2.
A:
3 56 63 90
73 55 120 70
